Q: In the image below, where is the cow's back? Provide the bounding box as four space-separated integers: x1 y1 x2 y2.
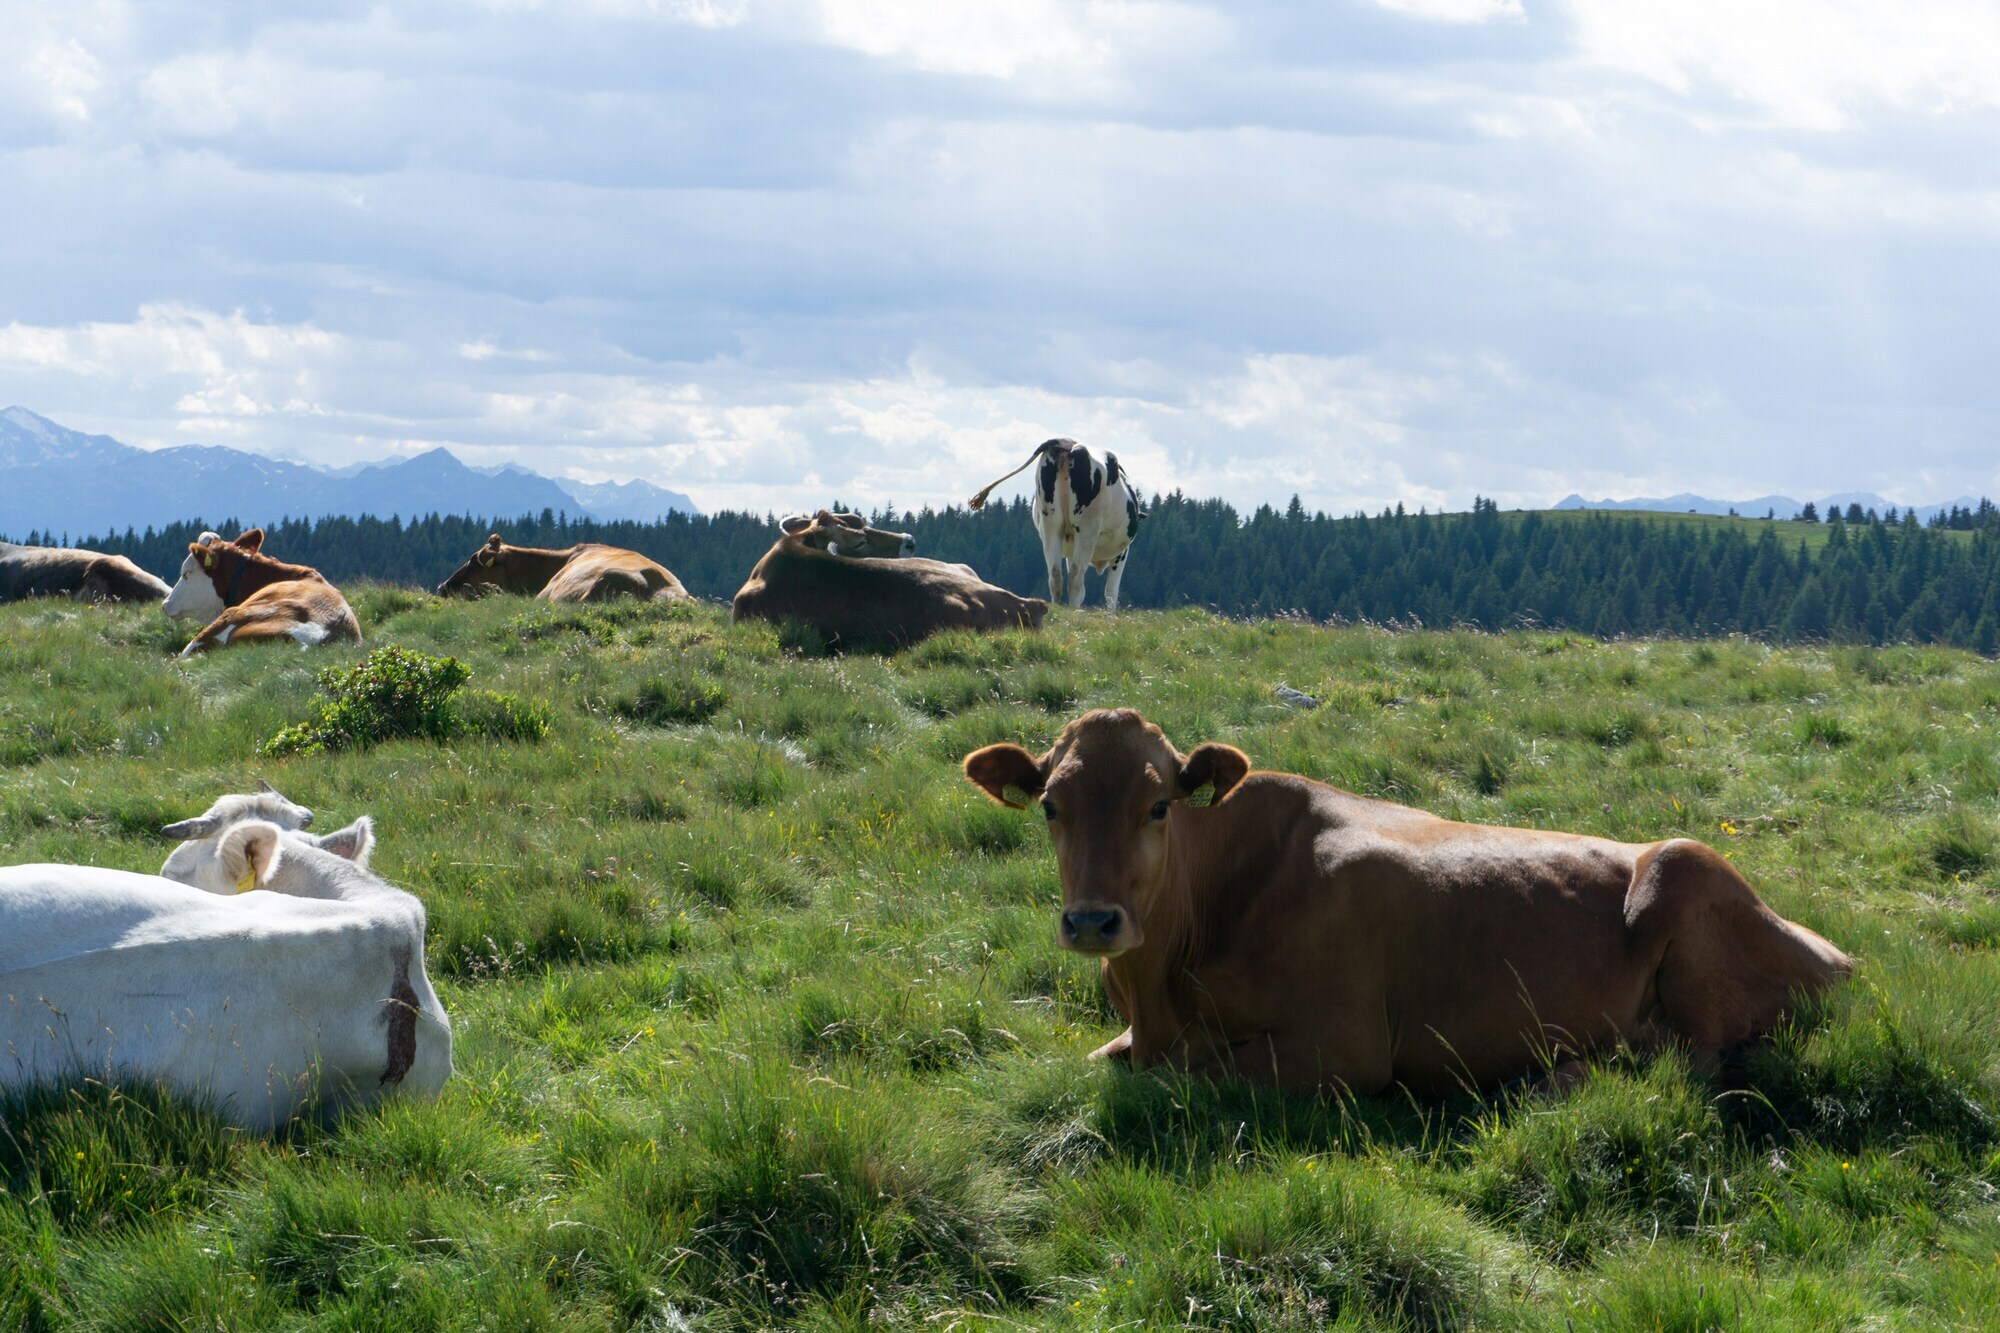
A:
0 864 448 1129
734 543 1044 645
545 545 689 603
0 544 167 603
1177 777 1662 1093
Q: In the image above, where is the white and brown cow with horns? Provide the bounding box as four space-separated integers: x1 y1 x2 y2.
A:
968 439 1144 610
163 529 361 657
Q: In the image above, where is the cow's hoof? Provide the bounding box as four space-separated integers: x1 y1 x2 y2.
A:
1088 1029 1134 1062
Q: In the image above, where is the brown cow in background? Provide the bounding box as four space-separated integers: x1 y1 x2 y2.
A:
733 511 1045 649
0 542 171 604
965 709 1853 1097
775 510 916 559
435 535 689 603
164 530 362 658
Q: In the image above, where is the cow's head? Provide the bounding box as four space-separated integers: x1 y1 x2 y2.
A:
163 529 263 620
436 534 511 597
160 783 316 890
780 510 916 558
163 813 374 896
963 709 1248 956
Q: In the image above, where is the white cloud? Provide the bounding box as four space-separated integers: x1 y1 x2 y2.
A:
27 39 107 122
810 0 1225 90
139 50 397 146
1567 0 2000 129
4 1 2000 519
1371 0 1523 25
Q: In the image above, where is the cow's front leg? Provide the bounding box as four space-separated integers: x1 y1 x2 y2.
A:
1089 1027 1134 1061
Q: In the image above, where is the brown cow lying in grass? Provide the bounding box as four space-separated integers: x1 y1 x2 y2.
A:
733 511 1046 648
163 530 362 658
0 541 170 604
965 708 1854 1097
435 534 690 603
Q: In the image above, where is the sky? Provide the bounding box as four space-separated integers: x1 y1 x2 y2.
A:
1 1 1997 515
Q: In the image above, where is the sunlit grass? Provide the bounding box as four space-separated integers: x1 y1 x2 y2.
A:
2 591 1998 1327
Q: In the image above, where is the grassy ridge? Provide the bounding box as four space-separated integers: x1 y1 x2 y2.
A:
2 591 1999 1329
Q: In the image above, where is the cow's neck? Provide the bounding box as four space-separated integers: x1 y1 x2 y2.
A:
1103 798 1286 1064
494 545 578 594
211 553 320 606
267 846 396 903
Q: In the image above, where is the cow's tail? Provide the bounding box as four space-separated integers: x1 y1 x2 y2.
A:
967 440 1064 511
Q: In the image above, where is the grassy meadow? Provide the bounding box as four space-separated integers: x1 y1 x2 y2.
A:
4 588 2000 1330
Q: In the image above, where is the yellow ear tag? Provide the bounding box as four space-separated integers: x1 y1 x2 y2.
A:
236 867 257 894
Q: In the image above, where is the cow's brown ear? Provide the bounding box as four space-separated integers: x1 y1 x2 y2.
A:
1178 743 1250 805
485 533 504 549
964 743 1046 808
234 528 264 553
779 515 812 535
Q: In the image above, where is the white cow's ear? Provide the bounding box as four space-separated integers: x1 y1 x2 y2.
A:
161 814 220 840
313 816 375 868
220 821 285 893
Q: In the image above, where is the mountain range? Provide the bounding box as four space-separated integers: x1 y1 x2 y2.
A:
0 408 698 540
1552 491 1978 524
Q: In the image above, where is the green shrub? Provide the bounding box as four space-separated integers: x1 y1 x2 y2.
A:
261 645 546 755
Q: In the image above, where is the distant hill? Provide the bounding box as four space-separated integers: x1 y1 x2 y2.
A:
1553 490 1973 524
0 407 698 538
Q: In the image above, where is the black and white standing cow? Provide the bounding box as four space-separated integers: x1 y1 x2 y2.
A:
967 439 1145 610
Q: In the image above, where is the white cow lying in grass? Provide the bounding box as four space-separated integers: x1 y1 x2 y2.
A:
0 790 452 1132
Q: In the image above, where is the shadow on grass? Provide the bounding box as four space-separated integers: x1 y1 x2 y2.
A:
0 1079 243 1232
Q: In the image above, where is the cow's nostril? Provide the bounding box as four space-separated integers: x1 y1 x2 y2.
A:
1062 908 1121 943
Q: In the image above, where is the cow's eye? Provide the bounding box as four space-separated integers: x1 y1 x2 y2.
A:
1149 799 1169 821
1041 799 1057 822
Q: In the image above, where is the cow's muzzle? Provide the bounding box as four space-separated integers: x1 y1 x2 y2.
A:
1060 905 1132 954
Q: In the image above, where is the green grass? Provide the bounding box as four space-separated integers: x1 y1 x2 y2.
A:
4 590 2000 1328
1527 506 1980 552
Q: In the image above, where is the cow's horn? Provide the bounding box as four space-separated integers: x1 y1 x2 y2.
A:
160 815 221 840
257 779 278 794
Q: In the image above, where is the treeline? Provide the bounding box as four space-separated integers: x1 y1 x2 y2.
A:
21 493 2000 653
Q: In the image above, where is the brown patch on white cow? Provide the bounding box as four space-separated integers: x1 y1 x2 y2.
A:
380 945 419 1086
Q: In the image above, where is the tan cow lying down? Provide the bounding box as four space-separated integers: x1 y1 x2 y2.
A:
164 529 361 658
965 709 1854 1097
435 534 690 603
733 511 1046 648
1 541 171 604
